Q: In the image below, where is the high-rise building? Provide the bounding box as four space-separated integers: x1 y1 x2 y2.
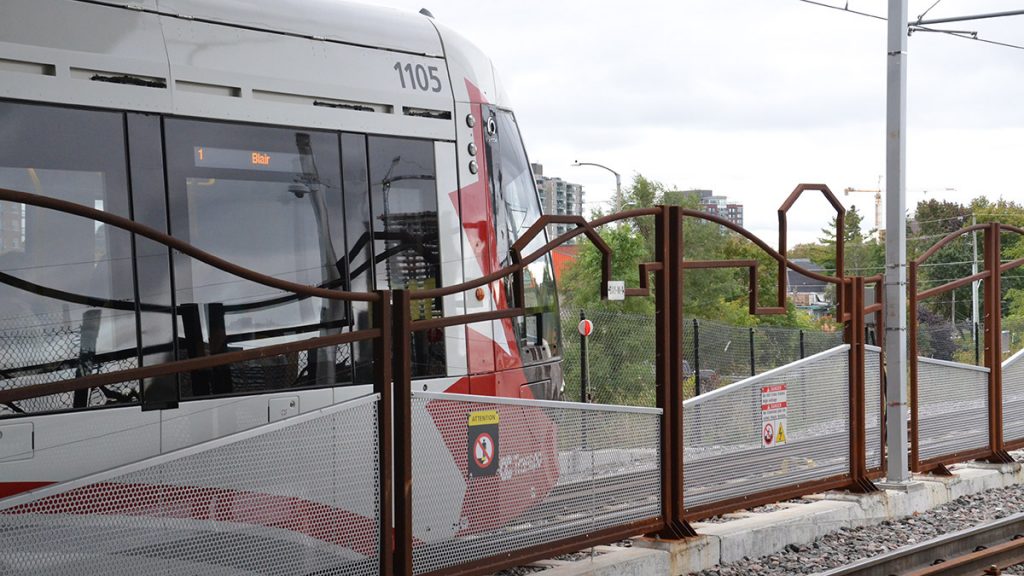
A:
664 189 744 228
0 201 25 253
531 163 584 241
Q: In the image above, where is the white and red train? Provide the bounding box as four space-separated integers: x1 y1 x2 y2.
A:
0 0 562 530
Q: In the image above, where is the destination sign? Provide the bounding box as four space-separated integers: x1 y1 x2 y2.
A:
194 146 302 173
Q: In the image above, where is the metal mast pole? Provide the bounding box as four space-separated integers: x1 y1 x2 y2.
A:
885 0 910 483
884 0 909 481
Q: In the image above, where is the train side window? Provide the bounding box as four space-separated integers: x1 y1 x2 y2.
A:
341 133 376 384
0 101 139 416
164 119 350 397
367 136 445 378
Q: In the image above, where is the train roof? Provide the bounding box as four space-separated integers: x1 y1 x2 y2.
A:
0 0 508 138
84 0 445 57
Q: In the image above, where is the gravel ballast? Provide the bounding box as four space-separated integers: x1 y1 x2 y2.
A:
692 479 1024 575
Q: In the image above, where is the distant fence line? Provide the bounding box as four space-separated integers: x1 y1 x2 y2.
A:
559 307 844 407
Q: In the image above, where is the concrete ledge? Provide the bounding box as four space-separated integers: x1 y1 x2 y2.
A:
633 535 719 575
516 462 1024 575
537 546 669 576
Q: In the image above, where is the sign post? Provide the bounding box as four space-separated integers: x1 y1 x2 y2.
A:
578 311 593 403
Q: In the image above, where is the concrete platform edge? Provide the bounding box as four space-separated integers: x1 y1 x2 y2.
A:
524 462 1022 575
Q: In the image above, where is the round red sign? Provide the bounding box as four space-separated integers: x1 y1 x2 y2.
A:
577 319 594 337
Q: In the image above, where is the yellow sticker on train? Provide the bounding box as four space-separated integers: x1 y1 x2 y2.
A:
468 410 499 426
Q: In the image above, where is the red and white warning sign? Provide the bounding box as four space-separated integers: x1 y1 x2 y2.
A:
473 433 495 468
577 318 594 337
760 383 788 448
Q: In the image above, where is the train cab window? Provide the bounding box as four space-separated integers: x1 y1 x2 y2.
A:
0 102 139 415
483 106 560 365
367 136 445 377
165 119 352 396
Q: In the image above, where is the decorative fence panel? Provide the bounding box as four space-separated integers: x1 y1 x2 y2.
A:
916 358 989 464
1003 349 1024 446
0 394 381 576
865 345 883 472
683 345 851 517
410 391 661 575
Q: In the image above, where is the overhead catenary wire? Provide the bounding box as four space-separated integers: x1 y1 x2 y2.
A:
795 0 1024 52
916 0 945 24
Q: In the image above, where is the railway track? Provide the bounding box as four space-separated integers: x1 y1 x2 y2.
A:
819 512 1024 576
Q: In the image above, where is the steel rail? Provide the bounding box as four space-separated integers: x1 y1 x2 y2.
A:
818 512 1024 576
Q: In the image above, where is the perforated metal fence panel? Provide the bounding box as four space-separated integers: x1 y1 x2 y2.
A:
410 391 661 575
917 357 989 462
683 345 850 514
865 345 883 471
1003 349 1024 444
0 394 381 576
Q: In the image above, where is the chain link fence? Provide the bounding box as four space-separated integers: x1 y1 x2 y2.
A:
1 311 139 415
560 307 844 407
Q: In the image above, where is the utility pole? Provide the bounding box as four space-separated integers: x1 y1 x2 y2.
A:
885 0 910 484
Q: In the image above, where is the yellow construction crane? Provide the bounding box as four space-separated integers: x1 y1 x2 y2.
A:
844 177 883 240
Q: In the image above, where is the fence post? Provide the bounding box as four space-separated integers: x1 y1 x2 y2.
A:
975 321 981 366
749 327 756 377
653 204 696 538
909 261 921 472
580 309 590 403
983 223 1012 463
693 318 701 396
799 329 805 359
846 277 876 492
373 290 394 576
392 289 414 575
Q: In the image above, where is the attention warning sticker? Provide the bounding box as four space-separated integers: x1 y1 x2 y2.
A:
468 409 499 477
760 383 788 448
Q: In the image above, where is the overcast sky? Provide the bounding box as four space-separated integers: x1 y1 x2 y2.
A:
372 0 1024 244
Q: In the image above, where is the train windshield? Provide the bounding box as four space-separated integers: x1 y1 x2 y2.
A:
484 107 560 364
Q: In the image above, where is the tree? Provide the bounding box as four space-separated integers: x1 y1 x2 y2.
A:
812 206 883 278
910 200 973 325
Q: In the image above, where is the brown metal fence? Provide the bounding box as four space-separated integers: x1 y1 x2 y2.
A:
908 222 1024 473
0 184 893 575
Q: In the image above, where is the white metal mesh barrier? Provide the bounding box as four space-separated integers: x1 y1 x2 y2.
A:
1003 349 1024 443
0 394 381 576
410 391 661 575
683 345 851 512
917 357 989 462
865 345 883 471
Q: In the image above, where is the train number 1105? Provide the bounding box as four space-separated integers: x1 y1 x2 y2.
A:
394 62 443 93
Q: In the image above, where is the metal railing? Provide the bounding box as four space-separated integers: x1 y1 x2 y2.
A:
908 221 1024 471
683 345 852 516
0 184 893 575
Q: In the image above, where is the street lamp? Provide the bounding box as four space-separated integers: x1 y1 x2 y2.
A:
572 160 622 213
